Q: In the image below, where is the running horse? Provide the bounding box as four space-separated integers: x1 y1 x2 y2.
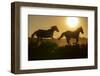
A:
58 26 84 45
31 26 59 40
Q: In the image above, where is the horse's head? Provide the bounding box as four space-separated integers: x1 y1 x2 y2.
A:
51 26 59 32
79 26 84 34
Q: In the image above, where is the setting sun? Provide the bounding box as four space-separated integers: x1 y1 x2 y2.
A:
66 17 79 28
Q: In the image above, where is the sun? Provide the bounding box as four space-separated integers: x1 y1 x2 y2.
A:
66 17 79 28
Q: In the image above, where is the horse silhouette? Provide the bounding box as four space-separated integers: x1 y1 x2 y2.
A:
31 26 59 41
58 26 84 45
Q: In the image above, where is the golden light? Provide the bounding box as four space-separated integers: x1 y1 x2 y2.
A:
66 17 79 28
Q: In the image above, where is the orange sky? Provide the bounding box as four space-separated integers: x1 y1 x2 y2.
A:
28 15 88 38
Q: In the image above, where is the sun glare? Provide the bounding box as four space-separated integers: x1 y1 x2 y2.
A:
66 17 79 28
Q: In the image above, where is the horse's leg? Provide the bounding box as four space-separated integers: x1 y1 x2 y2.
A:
37 37 40 42
75 38 78 44
66 38 70 45
37 37 42 46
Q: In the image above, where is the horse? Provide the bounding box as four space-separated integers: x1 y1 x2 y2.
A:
58 26 84 45
31 26 59 41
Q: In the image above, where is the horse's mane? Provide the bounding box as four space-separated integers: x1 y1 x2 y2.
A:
74 26 82 32
51 26 57 29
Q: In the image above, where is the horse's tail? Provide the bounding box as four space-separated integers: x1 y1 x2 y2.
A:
58 32 65 40
31 31 37 39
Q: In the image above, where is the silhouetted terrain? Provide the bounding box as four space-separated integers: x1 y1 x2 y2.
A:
28 38 88 60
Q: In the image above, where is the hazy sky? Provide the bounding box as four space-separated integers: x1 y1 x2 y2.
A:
28 15 88 38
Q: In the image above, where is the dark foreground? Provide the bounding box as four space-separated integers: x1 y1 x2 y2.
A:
28 38 88 61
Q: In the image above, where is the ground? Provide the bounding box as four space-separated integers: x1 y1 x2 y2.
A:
28 38 88 60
